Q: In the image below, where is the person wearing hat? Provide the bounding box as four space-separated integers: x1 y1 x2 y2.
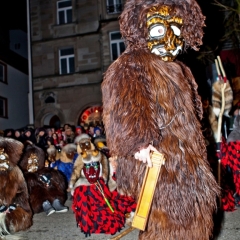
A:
75 126 83 136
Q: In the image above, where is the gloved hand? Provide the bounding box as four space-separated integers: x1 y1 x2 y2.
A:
39 174 51 187
8 204 17 212
0 205 7 213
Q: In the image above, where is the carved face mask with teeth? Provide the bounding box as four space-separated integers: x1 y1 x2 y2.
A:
147 5 184 61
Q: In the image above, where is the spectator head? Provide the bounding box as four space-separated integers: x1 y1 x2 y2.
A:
14 130 21 138
65 127 73 136
75 126 83 135
94 127 101 137
24 129 32 137
35 127 47 137
88 125 95 136
4 129 14 138
56 129 63 140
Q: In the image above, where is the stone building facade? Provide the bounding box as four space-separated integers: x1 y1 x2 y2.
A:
30 0 125 128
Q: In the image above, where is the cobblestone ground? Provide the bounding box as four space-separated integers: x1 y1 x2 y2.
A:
10 199 240 240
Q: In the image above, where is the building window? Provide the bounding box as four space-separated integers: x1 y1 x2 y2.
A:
110 31 125 61
0 96 7 118
106 0 122 14
0 63 7 83
57 0 72 25
59 48 75 74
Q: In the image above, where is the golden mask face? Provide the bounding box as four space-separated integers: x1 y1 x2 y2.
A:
80 140 92 153
27 153 39 172
147 5 184 61
0 148 10 171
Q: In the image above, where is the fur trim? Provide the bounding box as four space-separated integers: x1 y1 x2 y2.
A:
81 150 101 163
62 143 77 153
208 105 218 142
0 137 23 166
59 151 72 163
227 115 240 143
94 137 106 144
108 164 117 192
120 0 205 51
75 134 95 154
212 80 233 117
46 145 56 155
0 212 10 236
19 144 45 172
74 134 91 144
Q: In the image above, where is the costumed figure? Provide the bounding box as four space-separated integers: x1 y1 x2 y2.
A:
50 143 77 184
69 134 109 194
0 137 33 237
221 115 240 208
70 134 135 236
102 1 220 239
19 143 68 216
46 145 58 167
94 137 110 158
212 78 233 121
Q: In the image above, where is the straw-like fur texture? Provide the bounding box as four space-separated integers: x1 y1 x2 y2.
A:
0 137 33 234
102 1 220 237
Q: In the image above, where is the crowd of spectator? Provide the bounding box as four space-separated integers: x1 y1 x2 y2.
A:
1 123 106 155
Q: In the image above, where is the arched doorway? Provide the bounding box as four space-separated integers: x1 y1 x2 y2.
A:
43 114 61 129
49 115 61 129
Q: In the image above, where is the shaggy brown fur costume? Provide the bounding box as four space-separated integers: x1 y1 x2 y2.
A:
102 0 220 239
0 137 33 235
19 144 67 213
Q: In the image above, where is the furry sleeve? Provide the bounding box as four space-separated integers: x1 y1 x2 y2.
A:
69 155 84 188
8 167 32 214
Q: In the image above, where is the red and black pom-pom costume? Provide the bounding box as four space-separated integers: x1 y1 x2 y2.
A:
72 177 136 236
220 138 236 211
110 172 137 213
223 141 240 206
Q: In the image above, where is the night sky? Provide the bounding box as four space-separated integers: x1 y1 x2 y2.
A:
0 0 27 32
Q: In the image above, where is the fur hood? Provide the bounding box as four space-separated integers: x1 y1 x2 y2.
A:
120 0 205 51
19 143 45 172
62 143 77 153
0 137 23 167
74 133 91 144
